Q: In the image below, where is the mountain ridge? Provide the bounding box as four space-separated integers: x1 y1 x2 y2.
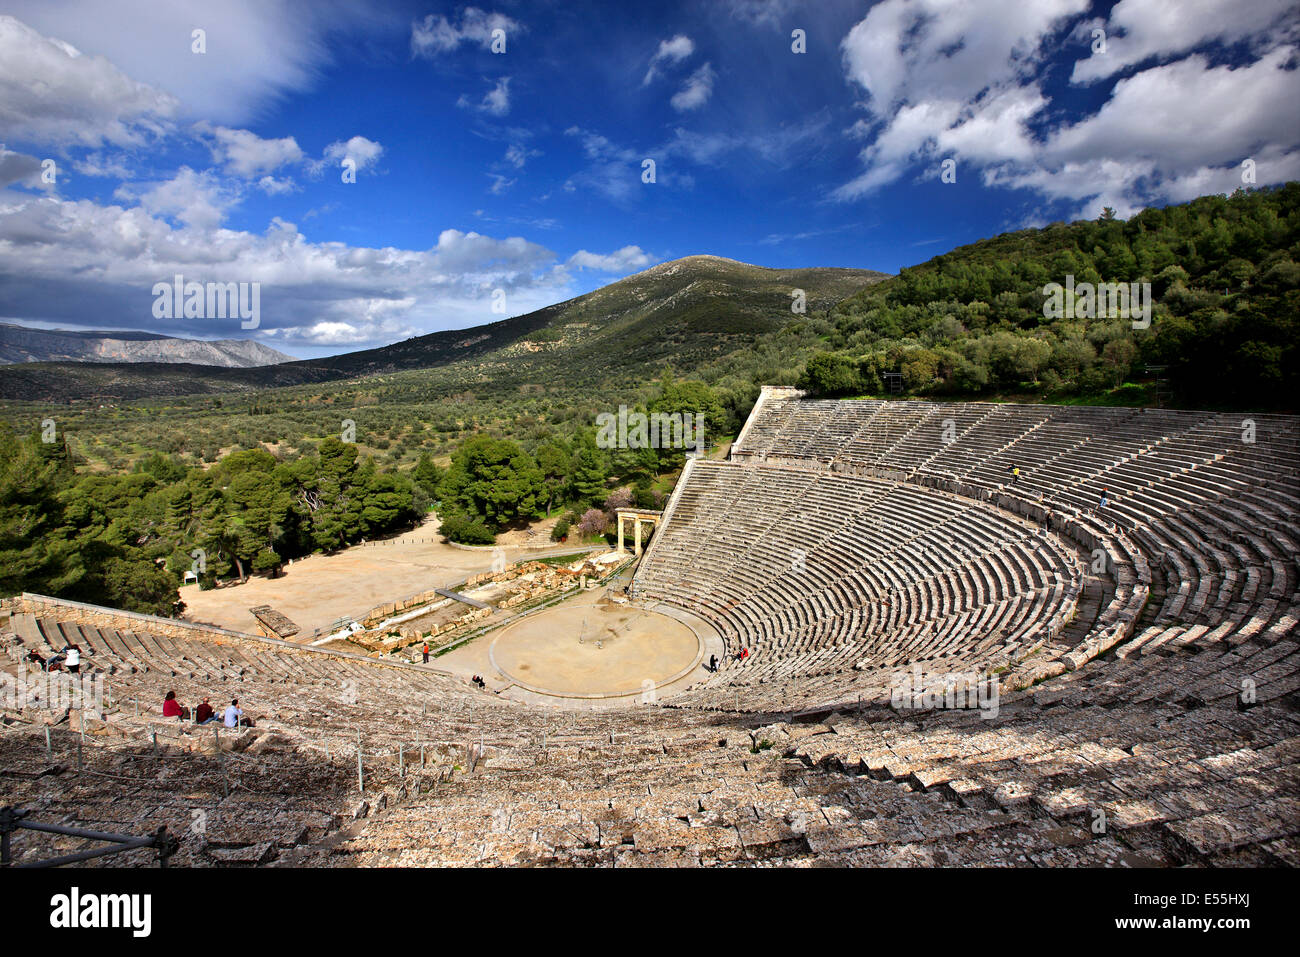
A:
0 256 889 400
0 322 295 368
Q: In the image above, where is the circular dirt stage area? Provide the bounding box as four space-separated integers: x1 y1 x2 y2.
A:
489 597 701 701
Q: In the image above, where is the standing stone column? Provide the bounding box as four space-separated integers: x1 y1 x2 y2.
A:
616 513 625 556
634 517 643 556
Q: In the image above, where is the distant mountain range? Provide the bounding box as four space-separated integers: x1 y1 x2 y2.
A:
0 322 294 368
0 256 888 400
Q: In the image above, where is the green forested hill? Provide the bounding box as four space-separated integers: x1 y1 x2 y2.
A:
802 184 1299 408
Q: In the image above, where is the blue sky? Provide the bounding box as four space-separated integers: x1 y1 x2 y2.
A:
1 0 1297 358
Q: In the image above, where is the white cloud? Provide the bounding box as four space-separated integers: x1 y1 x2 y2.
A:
503 143 541 168
563 127 643 204
841 0 1086 120
4 1 386 127
1045 48 1300 170
0 192 584 349
486 172 516 195
725 0 799 26
644 35 694 85
935 86 1048 165
671 63 716 112
257 174 297 195
833 0 1300 216
204 125 304 177
0 146 47 190
411 7 520 57
72 152 133 178
313 136 384 177
566 246 655 272
0 14 177 147
833 0 1084 199
1071 0 1299 84
459 77 512 117
563 117 821 204
116 167 237 229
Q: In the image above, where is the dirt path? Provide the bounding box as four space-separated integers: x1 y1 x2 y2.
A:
180 517 567 639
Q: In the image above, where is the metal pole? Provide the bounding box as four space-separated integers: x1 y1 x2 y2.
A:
44 726 51 760
399 744 404 778
357 731 364 794
0 807 17 865
156 826 173 868
215 727 228 797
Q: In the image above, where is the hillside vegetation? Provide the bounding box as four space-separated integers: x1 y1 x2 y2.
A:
0 375 719 614
800 184 1299 408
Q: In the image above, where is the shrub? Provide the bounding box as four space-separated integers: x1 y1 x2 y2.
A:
439 512 496 545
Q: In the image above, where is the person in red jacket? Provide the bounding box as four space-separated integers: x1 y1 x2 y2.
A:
194 696 217 725
162 690 190 720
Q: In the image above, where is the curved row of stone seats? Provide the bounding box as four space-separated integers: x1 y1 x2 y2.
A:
3 602 1294 866
0 596 541 769
296 625 1300 865
728 394 1299 672
0 714 361 866
780 622 1300 865
636 461 1081 706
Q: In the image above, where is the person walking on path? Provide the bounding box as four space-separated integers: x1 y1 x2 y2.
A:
422 641 430 664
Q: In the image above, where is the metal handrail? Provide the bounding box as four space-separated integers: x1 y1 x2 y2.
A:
0 806 177 868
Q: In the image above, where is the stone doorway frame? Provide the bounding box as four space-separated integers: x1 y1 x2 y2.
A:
614 508 662 557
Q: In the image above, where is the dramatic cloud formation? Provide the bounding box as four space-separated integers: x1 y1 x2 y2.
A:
0 190 650 348
0 14 177 147
3 0 387 126
1070 0 1298 84
835 0 1300 219
1 1 1296 357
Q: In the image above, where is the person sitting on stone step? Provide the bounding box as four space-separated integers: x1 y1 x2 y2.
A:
223 698 254 728
162 690 190 721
